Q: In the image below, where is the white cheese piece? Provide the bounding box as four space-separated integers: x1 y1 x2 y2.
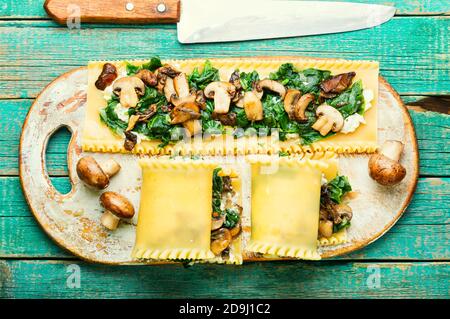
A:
103 86 113 100
363 89 374 111
321 173 328 186
341 113 366 134
115 103 130 122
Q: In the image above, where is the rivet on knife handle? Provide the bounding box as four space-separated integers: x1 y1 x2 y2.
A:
44 0 181 25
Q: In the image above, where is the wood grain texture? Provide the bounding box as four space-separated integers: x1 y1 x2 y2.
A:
1 0 449 18
1 177 448 260
44 0 180 24
0 260 448 298
0 17 448 99
1 100 447 177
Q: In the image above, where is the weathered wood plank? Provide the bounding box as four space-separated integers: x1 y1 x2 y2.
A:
0 0 449 18
1 177 448 259
0 260 448 298
1 100 448 176
0 17 448 99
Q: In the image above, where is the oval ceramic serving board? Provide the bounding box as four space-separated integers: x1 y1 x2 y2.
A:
19 58 419 264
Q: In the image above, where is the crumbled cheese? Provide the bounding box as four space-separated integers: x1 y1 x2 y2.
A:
103 86 113 100
341 113 366 134
115 103 130 122
363 89 374 111
321 173 328 186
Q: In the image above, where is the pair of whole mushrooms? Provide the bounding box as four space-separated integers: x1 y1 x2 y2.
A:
76 156 135 230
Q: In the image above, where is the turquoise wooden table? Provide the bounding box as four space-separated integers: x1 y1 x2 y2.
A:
0 0 449 299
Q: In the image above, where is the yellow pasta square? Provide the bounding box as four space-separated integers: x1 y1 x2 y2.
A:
132 160 216 260
248 159 327 260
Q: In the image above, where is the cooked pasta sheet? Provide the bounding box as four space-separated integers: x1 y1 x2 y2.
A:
83 57 379 156
247 158 328 260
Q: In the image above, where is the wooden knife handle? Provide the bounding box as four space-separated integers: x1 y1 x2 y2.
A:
44 0 181 24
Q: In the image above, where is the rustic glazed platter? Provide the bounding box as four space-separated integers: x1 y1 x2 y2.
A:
19 58 419 264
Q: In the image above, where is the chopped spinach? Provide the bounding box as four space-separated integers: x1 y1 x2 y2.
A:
270 63 331 94
239 70 260 91
212 168 223 213
99 96 127 134
333 218 351 233
223 208 239 229
188 60 220 91
201 100 224 135
328 80 364 118
126 57 162 75
325 175 352 204
135 86 167 112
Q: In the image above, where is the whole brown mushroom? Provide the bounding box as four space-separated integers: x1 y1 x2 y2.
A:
368 140 406 186
99 192 135 230
76 156 121 190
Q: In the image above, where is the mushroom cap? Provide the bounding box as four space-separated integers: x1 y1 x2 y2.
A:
204 81 236 98
256 79 286 99
76 156 109 189
100 192 135 219
368 153 406 186
316 104 344 132
112 76 145 96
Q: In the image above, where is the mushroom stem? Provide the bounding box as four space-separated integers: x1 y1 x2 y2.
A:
99 159 121 178
380 140 404 162
101 210 120 230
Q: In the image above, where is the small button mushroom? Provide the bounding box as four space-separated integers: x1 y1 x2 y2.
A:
204 82 236 114
255 79 286 99
311 104 344 136
135 69 157 87
183 119 202 137
99 192 135 230
369 140 407 186
210 228 232 255
170 102 201 125
112 76 146 108
76 156 121 190
319 219 334 238
243 91 264 121
95 63 118 90
173 73 190 98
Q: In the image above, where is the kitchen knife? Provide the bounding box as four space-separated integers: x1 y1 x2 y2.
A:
44 0 396 43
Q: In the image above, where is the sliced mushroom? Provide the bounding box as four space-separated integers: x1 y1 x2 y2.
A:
243 91 263 121
368 140 406 186
255 79 286 99
135 69 157 87
211 214 225 231
170 102 201 124
229 70 242 90
173 73 190 98
210 228 232 255
194 90 207 110
157 64 180 78
331 203 353 225
99 192 135 230
212 112 237 126
76 156 121 189
311 104 344 136
319 219 334 238
95 63 118 90
124 131 138 151
126 115 140 132
163 77 176 102
183 119 202 137
320 72 356 98
284 89 301 119
293 93 315 122
170 94 196 108
112 76 145 108
204 82 236 114
229 223 241 238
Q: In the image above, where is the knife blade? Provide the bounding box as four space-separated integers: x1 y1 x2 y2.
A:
44 0 395 43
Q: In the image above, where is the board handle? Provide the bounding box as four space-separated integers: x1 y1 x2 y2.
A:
44 0 181 25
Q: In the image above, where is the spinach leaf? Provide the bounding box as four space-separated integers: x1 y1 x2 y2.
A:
270 63 331 94
333 218 351 233
126 57 162 75
99 96 128 134
212 168 223 213
223 208 239 229
188 60 220 91
135 86 167 112
201 100 224 135
146 113 181 147
328 80 364 118
326 175 352 204
240 70 260 91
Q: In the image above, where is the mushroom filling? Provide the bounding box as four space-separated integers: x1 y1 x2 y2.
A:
98 58 371 149
211 167 242 259
319 175 353 238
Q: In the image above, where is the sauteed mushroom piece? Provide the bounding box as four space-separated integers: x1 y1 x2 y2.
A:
136 69 157 87
112 76 145 108
99 192 135 230
182 119 202 137
170 102 201 124
319 219 334 238
173 73 190 98
243 91 263 121
204 82 236 114
320 72 356 98
210 228 232 255
369 140 406 186
311 104 344 136
255 79 286 99
76 156 121 190
95 63 118 90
